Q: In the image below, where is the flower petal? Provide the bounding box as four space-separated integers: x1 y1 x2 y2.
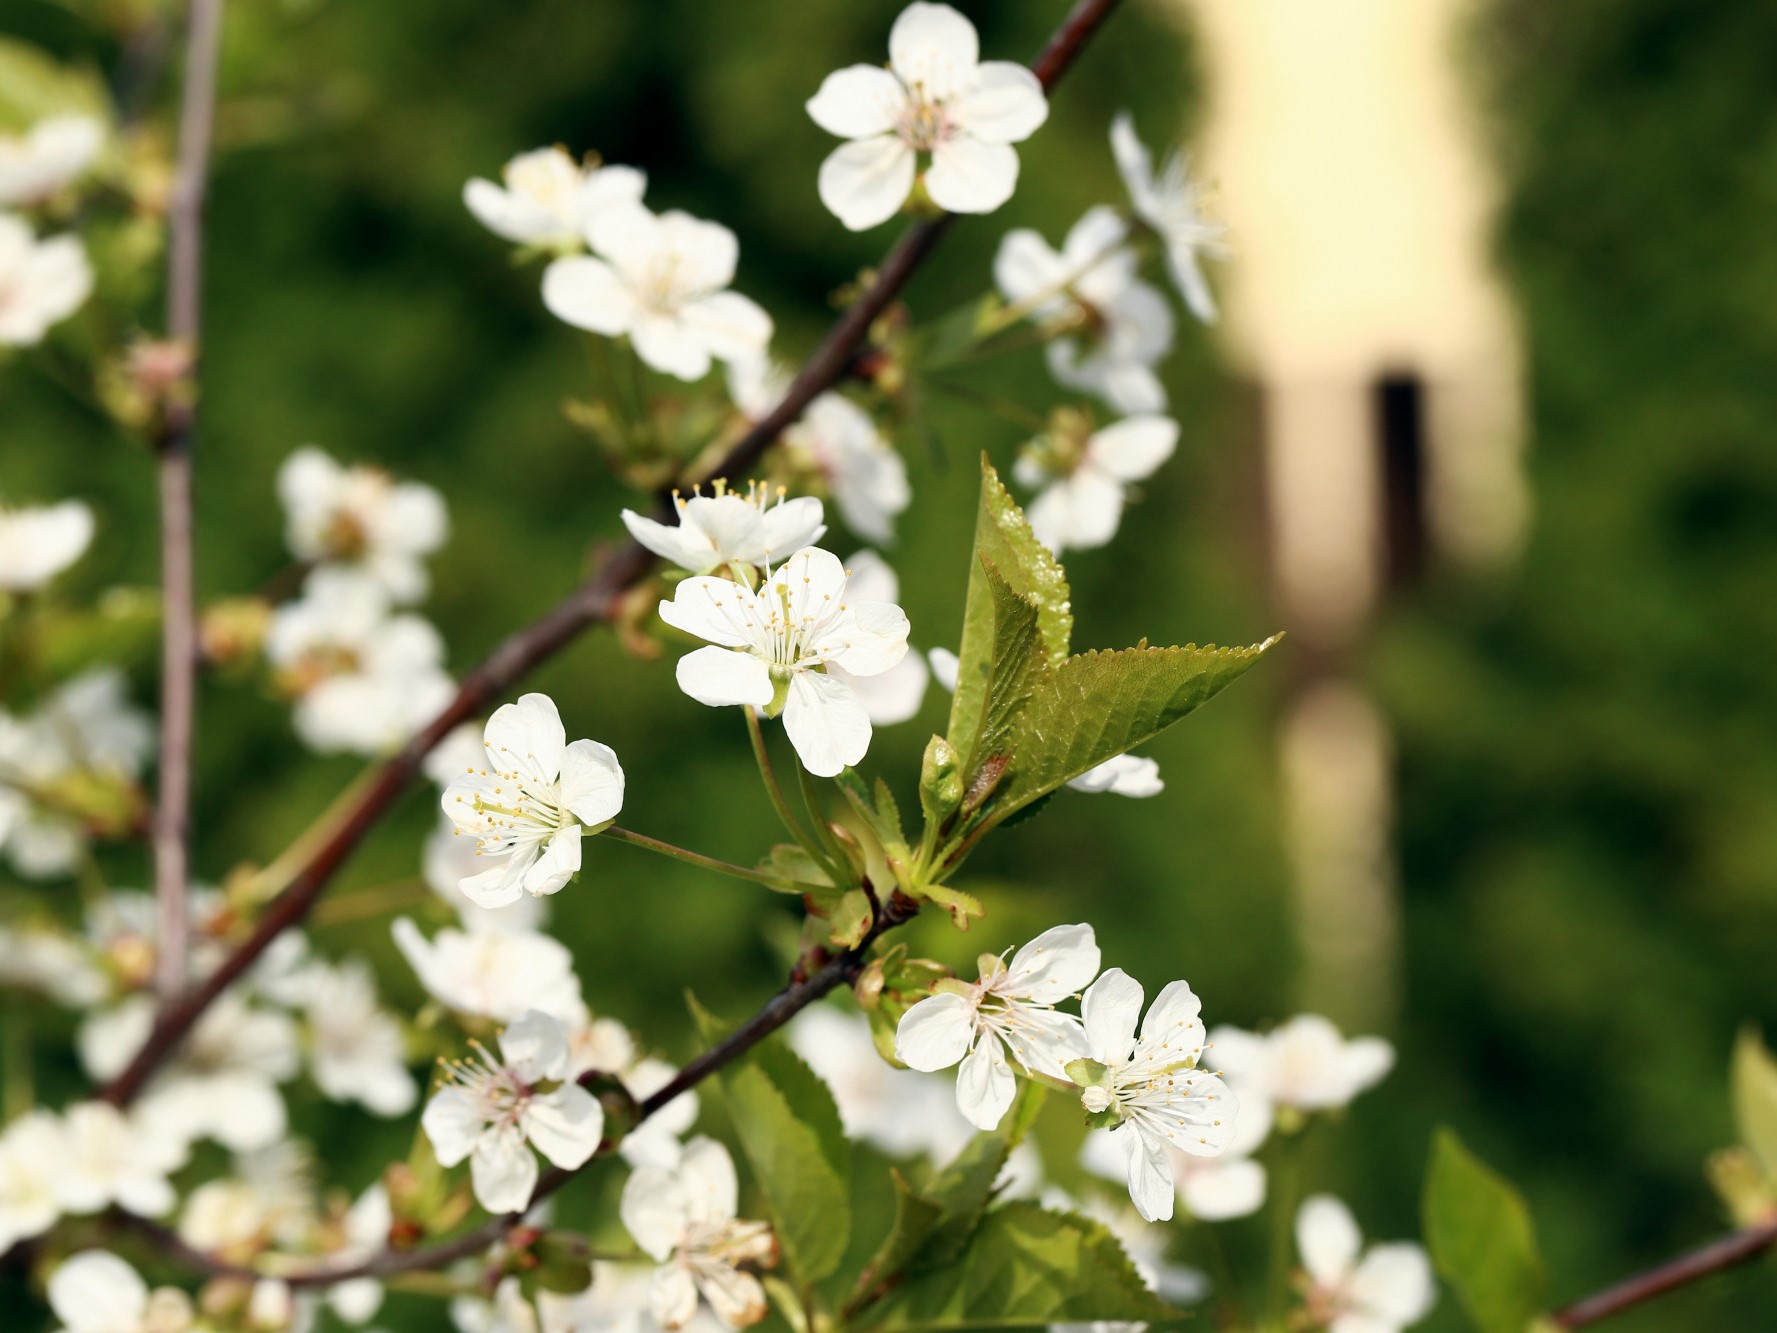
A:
1297 1193 1362 1286
522 1084 605 1169
484 694 567 783
621 1167 688 1259
458 858 529 910
558 738 625 827
1182 1156 1267 1221
679 291 774 364
1007 922 1101 1003
1350 1243 1436 1323
1081 967 1143 1063
523 826 583 897
1126 1125 1176 1222
542 256 635 334
499 1009 569 1083
950 62 1048 142
1089 415 1179 482
1026 470 1126 553
889 2 980 100
650 1262 700 1331
782 670 872 777
422 1086 484 1167
659 576 761 648
955 1035 1017 1131
894 992 975 1071
807 64 907 138
818 137 917 232
675 645 773 709
49 1252 148 1331
623 508 719 573
699 1264 769 1329
470 1124 538 1215
924 135 1019 215
631 312 712 381
1139 978 1206 1054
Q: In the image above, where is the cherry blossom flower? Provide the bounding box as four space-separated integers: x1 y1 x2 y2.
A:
440 692 625 906
1207 1014 1394 1116
326 1184 394 1326
56 1101 186 1219
824 552 930 725
659 546 910 776
0 114 104 206
465 147 646 250
994 208 1174 414
425 817 551 934
1110 112 1227 324
178 1142 316 1254
543 205 772 381
294 957 417 1116
618 1056 703 1171
788 1007 972 1162
1013 414 1178 553
0 1110 65 1251
1072 967 1237 1222
424 1009 605 1215
0 497 93 590
1081 1089 1270 1221
1067 754 1164 798
1296 1195 1436 1333
0 213 92 345
0 922 107 1006
276 446 448 604
621 1136 777 1330
895 923 1099 1131
393 917 584 1024
729 358 911 544
806 1 1048 230
622 482 826 576
47 1251 196 1333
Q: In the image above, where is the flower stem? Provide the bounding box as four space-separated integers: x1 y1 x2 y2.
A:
603 824 831 893
1265 1129 1304 1327
744 707 839 877
796 760 851 879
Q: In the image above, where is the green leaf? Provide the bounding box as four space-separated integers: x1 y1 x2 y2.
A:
756 843 834 897
947 458 1072 775
829 887 874 949
0 39 111 132
1732 1026 1777 1178
907 1083 1045 1271
29 589 161 696
863 1203 1177 1331
690 1000 852 1283
1424 1128 1547 1333
846 1169 945 1318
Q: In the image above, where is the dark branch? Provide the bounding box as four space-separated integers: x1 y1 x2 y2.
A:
1551 1220 1777 1328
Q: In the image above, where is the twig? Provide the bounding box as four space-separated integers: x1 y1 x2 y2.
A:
152 0 225 1001
100 0 1125 1107
125 892 920 1287
1551 1220 1777 1328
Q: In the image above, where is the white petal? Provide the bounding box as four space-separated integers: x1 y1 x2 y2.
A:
522 1085 605 1169
1089 415 1179 482
1181 1157 1267 1221
675 646 773 708
523 827 583 897
818 136 917 232
782 670 872 777
650 1263 700 1331
1080 967 1143 1063
484 693 567 780
949 62 1048 142
624 509 721 573
631 312 713 381
807 65 907 138
889 2 980 100
894 992 975 1071
924 135 1019 215
542 256 635 334
678 1135 741 1221
500 1009 570 1083
49 1252 147 1332
679 291 774 364
1350 1243 1436 1323
659 575 761 647
1027 471 1125 553
993 229 1066 306
1297 1194 1362 1286
1126 1128 1176 1222
459 858 529 910
621 1167 688 1259
558 738 625 827
700 1263 769 1329
828 600 911 677
1007 922 1101 1004
1012 1008 1090 1080
1139 979 1206 1052
927 647 959 693
1340 1037 1397 1100
422 1086 484 1166
955 1036 1016 1131
832 650 928 726
470 1125 539 1215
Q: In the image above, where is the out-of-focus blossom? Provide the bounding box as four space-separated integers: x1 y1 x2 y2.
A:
1296 1195 1436 1333
0 115 103 206
393 917 583 1024
1207 1014 1394 1116
788 1007 971 1162
0 213 92 346
0 497 92 590
1110 112 1226 324
47 1251 196 1333
276 446 448 604
824 552 929 726
1067 754 1164 798
465 147 646 250
1013 414 1177 554
56 1100 186 1219
0 1110 66 1251
622 482 825 577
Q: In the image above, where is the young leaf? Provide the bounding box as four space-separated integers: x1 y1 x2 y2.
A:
1732 1026 1777 1179
845 1169 946 1319
1424 1128 1547 1333
861 1203 1177 1331
690 1000 853 1284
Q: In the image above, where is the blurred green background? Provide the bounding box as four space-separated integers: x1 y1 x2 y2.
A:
3 0 1776 1328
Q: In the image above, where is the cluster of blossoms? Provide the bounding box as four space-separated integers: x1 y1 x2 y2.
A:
0 112 102 347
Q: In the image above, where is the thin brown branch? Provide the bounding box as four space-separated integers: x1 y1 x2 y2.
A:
127 892 919 1287
101 0 1124 1104
152 0 225 1000
1551 1220 1777 1328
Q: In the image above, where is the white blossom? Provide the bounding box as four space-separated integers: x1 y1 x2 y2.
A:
896 923 1099 1131
1074 968 1236 1222
425 817 551 934
1110 113 1227 324
825 552 929 725
424 1009 605 1215
0 1109 65 1251
297 957 417 1116
48 1251 196 1333
788 1007 971 1162
0 923 107 1006
659 546 910 777
1207 1014 1394 1115
1066 754 1163 798
276 446 448 604
995 208 1173 414
622 482 826 576
56 1100 186 1218
0 212 92 345
1013 415 1178 553
1296 1195 1435 1333
1081 1089 1270 1221
326 1184 393 1325
465 148 646 249
393 917 584 1024
179 1142 317 1254
618 1056 703 1171
543 205 772 381
621 1137 776 1330
806 1 1048 230
440 692 625 906
0 497 93 590
0 114 104 206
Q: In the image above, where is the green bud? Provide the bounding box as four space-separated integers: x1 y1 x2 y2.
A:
919 733 964 827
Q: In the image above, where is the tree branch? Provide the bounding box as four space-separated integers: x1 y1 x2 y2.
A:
126 892 920 1287
100 0 1125 1104
1551 1220 1777 1328
152 0 225 1000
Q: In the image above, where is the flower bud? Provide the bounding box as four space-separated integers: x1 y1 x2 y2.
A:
919 733 963 827
1080 1085 1112 1114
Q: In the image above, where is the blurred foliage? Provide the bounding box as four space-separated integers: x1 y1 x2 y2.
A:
3 0 1776 1327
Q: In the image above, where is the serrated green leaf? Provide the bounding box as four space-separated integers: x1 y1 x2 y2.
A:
690 1000 852 1283
1732 1027 1777 1178
756 842 835 897
907 1083 1044 1271
846 1169 946 1318
837 768 910 861
863 1203 1177 1331
1424 1128 1547 1333
948 458 1072 773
